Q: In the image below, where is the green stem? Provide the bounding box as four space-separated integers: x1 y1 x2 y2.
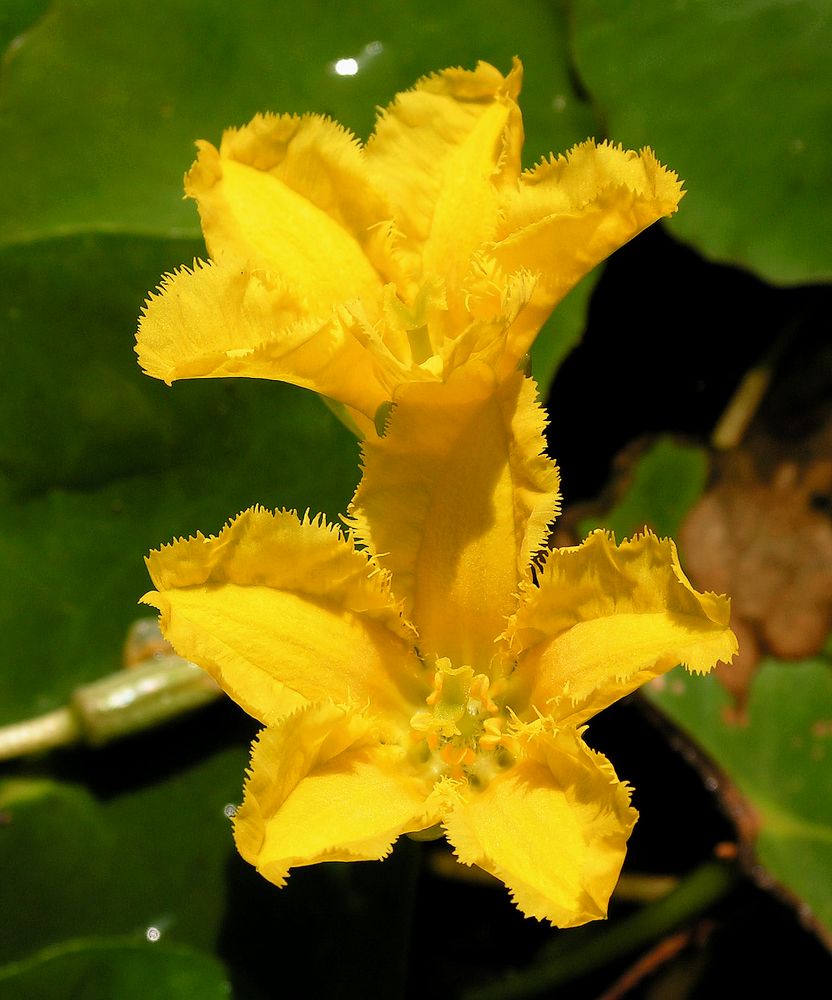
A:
0 657 220 760
464 861 739 1000
0 708 80 760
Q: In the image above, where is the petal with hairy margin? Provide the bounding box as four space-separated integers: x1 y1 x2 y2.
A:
235 703 440 885
444 726 636 927
507 530 737 726
492 141 684 371
350 365 559 668
143 507 425 727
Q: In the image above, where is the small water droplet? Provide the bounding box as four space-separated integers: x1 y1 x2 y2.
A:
334 57 359 77
704 776 719 792
223 803 237 819
146 926 161 942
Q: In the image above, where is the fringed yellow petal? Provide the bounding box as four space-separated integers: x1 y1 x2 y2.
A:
235 703 438 886
366 59 524 297
350 365 559 667
431 264 538 372
492 141 684 370
136 260 390 418
186 114 386 306
444 726 636 927
142 507 425 726
507 530 738 725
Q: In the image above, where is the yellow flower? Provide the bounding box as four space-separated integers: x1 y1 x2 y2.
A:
136 59 683 435
141 367 736 926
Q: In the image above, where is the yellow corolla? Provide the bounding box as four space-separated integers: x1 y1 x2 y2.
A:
136 59 683 435
141 366 735 926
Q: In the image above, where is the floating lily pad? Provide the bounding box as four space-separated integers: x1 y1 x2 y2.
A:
0 938 231 1000
530 271 601 393
578 436 709 540
0 743 420 995
0 754 246 962
570 0 832 284
0 0 49 52
0 0 593 247
646 658 832 943
0 235 362 726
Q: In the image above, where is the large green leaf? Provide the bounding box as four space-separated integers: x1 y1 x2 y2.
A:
0 0 50 52
529 270 601 394
0 0 594 246
0 938 231 1000
0 235 362 725
577 436 709 540
646 659 832 942
0 741 421 994
570 0 832 284
0 750 248 961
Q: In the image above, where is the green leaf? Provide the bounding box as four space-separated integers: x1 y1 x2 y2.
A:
570 0 832 284
0 0 49 52
0 761 421 993
578 436 710 540
645 658 832 941
529 270 600 393
0 754 245 961
0 938 231 999
0 235 363 726
0 0 594 246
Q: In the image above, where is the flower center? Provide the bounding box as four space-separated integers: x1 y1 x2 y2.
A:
408 658 517 789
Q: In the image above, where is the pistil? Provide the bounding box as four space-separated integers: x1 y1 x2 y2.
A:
408 658 516 786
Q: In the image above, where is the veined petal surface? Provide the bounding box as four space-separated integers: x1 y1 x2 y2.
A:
366 60 523 298
186 114 387 306
143 508 425 726
235 703 439 887
508 530 737 725
444 726 636 926
136 260 391 417
350 366 559 668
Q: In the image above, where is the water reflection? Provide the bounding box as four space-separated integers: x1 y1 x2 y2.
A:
330 41 383 77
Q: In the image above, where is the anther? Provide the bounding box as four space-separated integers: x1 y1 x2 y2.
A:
440 744 476 768
479 717 504 751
